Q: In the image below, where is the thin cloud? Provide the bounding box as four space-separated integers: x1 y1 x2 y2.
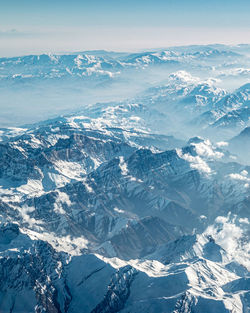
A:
0 29 34 38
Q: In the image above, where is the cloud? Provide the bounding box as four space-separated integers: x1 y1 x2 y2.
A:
205 215 250 270
192 140 224 159
229 173 250 182
176 148 212 174
216 141 228 148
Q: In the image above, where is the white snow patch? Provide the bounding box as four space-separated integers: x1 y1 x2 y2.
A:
240 170 248 176
54 191 71 215
119 156 128 175
169 71 200 84
114 207 125 214
82 180 94 193
18 205 44 228
24 229 88 255
200 215 207 220
16 179 44 196
54 160 87 180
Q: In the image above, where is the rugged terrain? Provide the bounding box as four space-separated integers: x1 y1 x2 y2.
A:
0 45 249 312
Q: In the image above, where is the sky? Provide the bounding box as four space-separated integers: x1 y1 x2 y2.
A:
1 0 250 56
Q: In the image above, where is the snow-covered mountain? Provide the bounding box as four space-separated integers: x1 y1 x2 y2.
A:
228 127 250 165
1 44 250 128
0 46 242 83
0 45 249 312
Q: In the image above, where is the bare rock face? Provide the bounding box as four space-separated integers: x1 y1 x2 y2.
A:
0 223 19 244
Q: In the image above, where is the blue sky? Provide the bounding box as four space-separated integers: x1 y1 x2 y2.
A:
1 0 250 56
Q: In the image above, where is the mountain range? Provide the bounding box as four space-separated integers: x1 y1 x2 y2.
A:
0 45 249 312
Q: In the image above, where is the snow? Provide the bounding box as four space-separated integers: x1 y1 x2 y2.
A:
200 215 207 220
169 71 200 84
54 191 71 215
24 229 89 255
114 207 125 214
47 134 70 145
47 172 70 187
82 179 94 193
119 156 128 175
95 254 171 278
54 160 87 180
17 205 44 229
240 170 248 176
16 179 44 196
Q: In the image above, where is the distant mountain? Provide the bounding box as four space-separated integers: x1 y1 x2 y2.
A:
191 82 250 139
228 126 250 164
0 45 245 84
